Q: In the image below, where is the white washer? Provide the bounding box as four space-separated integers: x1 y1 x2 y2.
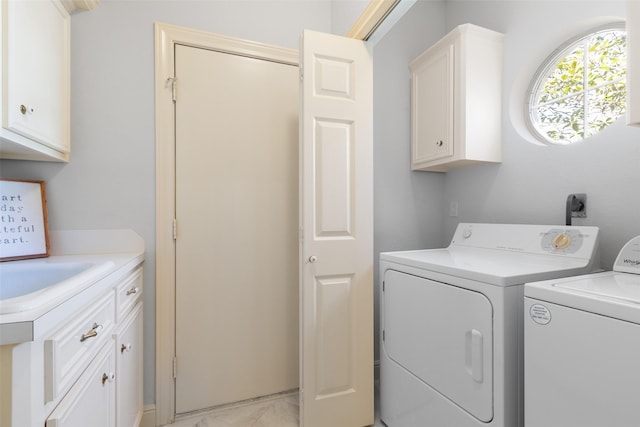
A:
524 235 640 427
380 223 601 427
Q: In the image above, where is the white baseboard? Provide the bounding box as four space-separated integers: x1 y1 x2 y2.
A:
140 404 156 427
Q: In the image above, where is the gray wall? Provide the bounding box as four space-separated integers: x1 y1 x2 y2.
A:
0 0 337 407
2 0 639 410
372 0 640 364
372 0 448 364
331 0 369 35
441 0 640 267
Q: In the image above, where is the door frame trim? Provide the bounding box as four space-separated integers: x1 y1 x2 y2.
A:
154 22 297 426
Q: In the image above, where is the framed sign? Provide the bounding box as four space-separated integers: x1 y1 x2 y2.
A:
0 178 50 261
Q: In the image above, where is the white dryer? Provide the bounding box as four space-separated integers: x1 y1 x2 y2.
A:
524 235 640 427
380 223 601 427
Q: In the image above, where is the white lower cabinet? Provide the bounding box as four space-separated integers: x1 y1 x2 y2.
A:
115 303 144 427
0 263 143 427
45 266 143 427
46 340 116 427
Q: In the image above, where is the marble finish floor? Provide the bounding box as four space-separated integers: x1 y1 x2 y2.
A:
164 388 385 427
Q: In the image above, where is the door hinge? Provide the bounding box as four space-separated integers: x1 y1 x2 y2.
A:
167 77 177 102
382 330 385 341
382 280 385 292
299 65 303 82
172 218 177 240
172 356 177 378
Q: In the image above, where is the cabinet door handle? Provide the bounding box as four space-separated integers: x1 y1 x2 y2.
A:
121 343 132 354
80 323 103 342
101 372 115 385
126 287 139 296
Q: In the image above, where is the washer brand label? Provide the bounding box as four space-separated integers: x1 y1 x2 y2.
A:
622 258 640 266
530 304 551 325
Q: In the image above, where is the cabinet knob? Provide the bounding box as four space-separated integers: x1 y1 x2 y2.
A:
126 287 139 296
101 372 115 385
19 104 33 115
308 255 317 263
121 343 132 354
436 140 444 147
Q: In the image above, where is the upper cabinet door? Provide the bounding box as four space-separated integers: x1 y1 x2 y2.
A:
409 24 503 172
299 29 374 427
410 42 454 166
1 0 70 161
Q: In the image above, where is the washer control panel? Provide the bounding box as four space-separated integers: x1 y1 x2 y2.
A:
613 235 640 274
451 223 599 259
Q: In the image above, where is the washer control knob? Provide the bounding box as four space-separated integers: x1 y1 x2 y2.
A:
552 233 571 249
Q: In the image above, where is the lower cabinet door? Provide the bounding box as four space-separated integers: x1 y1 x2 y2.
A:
116 303 144 427
46 340 115 427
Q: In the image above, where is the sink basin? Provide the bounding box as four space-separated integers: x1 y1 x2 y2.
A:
0 259 115 314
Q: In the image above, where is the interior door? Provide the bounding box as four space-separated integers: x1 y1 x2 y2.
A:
299 29 374 427
174 44 299 414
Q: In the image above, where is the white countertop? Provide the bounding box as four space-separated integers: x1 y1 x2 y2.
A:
0 229 145 344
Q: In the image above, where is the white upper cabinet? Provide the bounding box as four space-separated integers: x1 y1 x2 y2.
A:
410 24 503 172
628 0 640 126
0 0 70 161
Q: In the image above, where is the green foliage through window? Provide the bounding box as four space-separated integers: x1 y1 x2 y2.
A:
529 26 626 144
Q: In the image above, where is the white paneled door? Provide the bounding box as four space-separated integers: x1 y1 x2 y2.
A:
164 27 373 425
174 44 299 414
299 30 374 427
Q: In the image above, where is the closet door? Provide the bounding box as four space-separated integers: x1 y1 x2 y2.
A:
174 44 299 414
299 29 374 427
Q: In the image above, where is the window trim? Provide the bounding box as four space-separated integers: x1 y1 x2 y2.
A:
525 21 626 145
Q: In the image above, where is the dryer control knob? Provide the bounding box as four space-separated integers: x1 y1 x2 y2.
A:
552 233 571 249
463 228 472 239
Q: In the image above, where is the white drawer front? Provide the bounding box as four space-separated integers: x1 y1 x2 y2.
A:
45 291 115 403
116 267 143 321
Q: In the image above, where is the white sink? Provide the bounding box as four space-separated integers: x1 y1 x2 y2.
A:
0 259 115 314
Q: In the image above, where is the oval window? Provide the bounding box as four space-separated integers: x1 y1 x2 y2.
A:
527 23 626 145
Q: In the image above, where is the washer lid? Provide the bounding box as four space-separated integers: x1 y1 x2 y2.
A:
525 272 640 324
380 246 592 286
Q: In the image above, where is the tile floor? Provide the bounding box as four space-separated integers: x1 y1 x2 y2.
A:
164 384 385 427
